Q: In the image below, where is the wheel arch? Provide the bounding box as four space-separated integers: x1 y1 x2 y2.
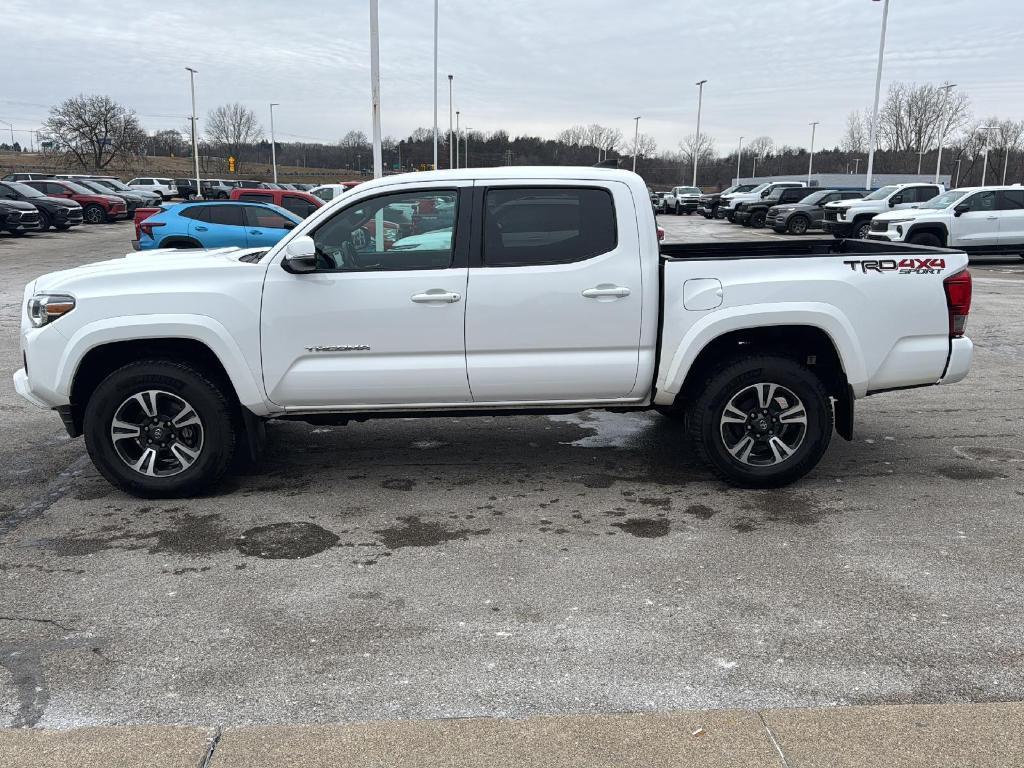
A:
60 317 272 434
905 222 949 245
158 235 202 248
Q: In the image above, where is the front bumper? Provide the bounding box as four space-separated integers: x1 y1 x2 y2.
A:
822 220 855 237
54 208 84 227
866 232 900 243
733 210 752 224
13 368 49 409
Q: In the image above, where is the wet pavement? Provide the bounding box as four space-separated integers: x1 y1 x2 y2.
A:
1 220 1022 727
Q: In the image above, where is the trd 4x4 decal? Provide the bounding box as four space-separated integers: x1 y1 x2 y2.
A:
843 258 946 274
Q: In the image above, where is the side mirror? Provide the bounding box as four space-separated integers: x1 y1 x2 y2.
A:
282 235 317 273
953 203 970 217
760 190 769 198
889 195 903 207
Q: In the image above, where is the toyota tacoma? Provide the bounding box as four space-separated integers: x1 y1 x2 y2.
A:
14 167 974 497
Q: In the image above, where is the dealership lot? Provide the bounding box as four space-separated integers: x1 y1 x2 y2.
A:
1 219 1023 729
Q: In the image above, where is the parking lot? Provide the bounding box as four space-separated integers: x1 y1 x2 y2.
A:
1 217 1023 730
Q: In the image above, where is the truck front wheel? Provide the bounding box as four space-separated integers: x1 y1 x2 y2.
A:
686 355 832 487
83 360 237 498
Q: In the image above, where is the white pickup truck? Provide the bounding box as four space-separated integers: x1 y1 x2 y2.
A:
14 167 974 498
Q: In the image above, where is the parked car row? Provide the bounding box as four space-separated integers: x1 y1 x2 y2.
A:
689 177 1024 256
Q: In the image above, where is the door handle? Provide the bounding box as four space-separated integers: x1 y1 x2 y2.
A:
195 226 208 231
411 289 462 304
985 216 998 220
249 230 262 234
582 285 630 299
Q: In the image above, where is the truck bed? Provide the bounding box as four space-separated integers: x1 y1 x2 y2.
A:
660 238 956 261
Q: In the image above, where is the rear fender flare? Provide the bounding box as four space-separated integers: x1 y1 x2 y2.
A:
655 303 868 403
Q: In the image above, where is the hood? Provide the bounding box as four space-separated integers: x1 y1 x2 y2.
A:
33 247 263 293
873 207 934 223
0 199 38 212
30 195 82 209
824 199 855 209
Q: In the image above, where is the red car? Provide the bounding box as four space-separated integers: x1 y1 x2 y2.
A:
25 179 127 224
228 187 323 218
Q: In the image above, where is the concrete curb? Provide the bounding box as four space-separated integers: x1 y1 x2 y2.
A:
1 702 1021 767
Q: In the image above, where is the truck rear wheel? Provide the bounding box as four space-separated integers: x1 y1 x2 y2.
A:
686 355 832 487
83 360 237 498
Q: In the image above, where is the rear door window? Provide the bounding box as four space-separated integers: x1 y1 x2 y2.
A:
281 195 318 218
997 190 1024 210
206 205 244 226
483 187 616 267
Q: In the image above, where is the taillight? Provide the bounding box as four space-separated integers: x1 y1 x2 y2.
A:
943 269 972 338
139 221 165 240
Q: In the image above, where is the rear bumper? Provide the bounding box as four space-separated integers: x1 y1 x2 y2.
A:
940 337 973 385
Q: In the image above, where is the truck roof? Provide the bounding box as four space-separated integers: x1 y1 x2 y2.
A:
347 166 643 191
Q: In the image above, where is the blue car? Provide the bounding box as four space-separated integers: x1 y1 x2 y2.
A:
134 201 301 251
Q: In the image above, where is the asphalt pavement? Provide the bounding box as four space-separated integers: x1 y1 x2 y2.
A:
1 216 1022 735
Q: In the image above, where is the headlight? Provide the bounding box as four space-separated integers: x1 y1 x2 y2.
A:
27 293 75 328
885 218 913 226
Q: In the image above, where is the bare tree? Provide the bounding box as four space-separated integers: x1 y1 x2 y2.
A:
43 94 147 169
634 133 657 158
841 111 868 154
148 129 187 157
205 103 263 167
678 133 716 178
746 135 774 159
878 82 971 153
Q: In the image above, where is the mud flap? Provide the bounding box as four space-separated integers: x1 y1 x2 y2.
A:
240 407 267 462
834 385 854 441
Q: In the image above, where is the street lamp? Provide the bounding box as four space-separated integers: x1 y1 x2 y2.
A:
632 116 641 173
455 110 460 170
185 67 202 199
865 0 890 190
692 79 707 187
269 103 279 183
916 148 925 175
736 136 744 184
463 127 471 168
448 74 454 169
432 0 439 169
369 0 383 179
807 121 820 184
979 125 994 185
934 82 956 184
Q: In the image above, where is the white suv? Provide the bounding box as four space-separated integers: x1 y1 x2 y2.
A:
867 186 1024 256
822 182 944 240
720 182 804 221
126 177 178 200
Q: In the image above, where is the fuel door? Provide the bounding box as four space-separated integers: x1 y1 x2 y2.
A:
683 278 723 311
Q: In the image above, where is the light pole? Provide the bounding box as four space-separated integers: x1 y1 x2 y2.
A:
432 0 438 170
979 125 993 185
736 136 744 183
185 67 201 199
269 103 279 183
632 116 641 173
954 157 962 187
692 79 707 187
854 158 861 176
1003 145 1012 185
916 149 925 175
369 0 383 179
807 121 819 183
865 0 890 190
464 128 471 168
934 82 956 183
448 74 454 169
0 119 13 146
455 110 460 169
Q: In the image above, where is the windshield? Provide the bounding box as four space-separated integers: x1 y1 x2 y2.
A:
918 190 968 209
76 180 109 193
63 181 95 195
749 183 769 194
6 181 43 197
101 178 131 191
797 190 832 206
675 187 700 195
863 185 898 201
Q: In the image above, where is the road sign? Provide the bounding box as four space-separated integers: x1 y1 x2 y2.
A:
228 155 236 173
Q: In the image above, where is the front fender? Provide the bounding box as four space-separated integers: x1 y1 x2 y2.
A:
54 314 274 415
654 303 868 404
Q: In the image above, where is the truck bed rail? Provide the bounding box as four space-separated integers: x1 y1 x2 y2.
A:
660 238 957 261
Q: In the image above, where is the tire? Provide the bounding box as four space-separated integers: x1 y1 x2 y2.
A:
8 229 27 237
83 204 105 224
83 360 237 498
685 355 832 488
56 224 72 230
674 203 681 215
853 220 871 240
786 215 810 235
751 211 766 228
37 210 52 232
684 210 692 216
908 232 942 248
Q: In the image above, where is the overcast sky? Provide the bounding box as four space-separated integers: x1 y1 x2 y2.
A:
3 0 1022 155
